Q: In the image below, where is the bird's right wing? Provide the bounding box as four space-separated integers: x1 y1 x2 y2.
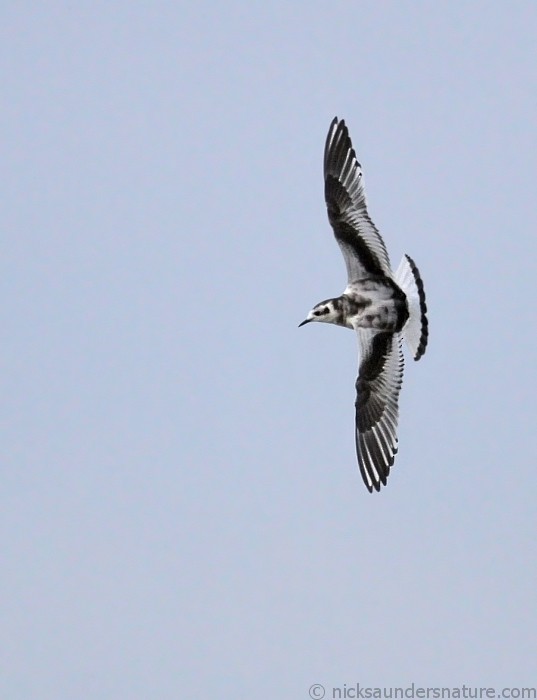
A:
324 117 393 281
355 330 404 492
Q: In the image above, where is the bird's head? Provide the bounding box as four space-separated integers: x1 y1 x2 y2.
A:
299 298 343 327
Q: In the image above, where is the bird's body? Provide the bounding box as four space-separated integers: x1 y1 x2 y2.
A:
304 280 408 331
300 118 428 492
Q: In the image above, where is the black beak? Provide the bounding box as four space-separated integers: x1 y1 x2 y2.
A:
298 319 312 328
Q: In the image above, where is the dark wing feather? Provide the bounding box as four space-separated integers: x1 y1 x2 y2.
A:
355 330 404 492
324 117 392 281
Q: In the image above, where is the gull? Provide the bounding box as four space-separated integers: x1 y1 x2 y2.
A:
299 117 428 492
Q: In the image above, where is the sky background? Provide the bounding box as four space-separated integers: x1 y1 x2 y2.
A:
2 2 537 698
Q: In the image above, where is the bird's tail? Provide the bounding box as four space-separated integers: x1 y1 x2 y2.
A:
395 254 428 361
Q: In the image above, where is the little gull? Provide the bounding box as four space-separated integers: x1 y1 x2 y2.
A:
300 117 428 492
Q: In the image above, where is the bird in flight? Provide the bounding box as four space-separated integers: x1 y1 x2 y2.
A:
300 117 428 492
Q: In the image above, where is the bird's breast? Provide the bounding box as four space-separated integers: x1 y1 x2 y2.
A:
343 280 408 331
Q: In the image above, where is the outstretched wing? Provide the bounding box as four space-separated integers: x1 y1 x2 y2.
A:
355 330 404 492
324 117 392 281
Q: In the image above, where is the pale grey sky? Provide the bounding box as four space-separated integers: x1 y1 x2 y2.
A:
2 2 537 698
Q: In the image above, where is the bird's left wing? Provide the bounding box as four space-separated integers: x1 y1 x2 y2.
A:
355 330 404 492
324 117 392 281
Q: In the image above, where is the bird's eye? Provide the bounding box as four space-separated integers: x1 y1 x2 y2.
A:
314 310 321 316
